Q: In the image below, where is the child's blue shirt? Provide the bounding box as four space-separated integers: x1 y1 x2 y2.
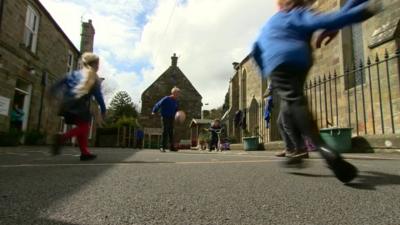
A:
55 70 106 115
152 96 179 118
253 0 370 77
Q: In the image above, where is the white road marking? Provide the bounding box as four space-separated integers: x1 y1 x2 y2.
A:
0 159 281 168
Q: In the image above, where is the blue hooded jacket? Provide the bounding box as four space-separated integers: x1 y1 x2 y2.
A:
252 0 371 77
52 70 106 122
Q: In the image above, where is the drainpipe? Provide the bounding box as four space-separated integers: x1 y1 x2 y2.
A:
37 71 47 130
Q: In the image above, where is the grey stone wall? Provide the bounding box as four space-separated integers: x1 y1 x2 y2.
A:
0 0 79 139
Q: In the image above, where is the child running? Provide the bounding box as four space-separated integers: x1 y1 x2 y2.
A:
51 52 106 161
252 0 381 182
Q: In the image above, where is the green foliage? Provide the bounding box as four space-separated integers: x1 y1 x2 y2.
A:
222 90 230 112
115 116 141 128
243 129 251 137
24 130 46 145
108 91 138 123
144 139 159 149
203 107 224 120
227 136 238 144
198 131 210 144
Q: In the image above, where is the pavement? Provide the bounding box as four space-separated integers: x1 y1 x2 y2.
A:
0 146 399 225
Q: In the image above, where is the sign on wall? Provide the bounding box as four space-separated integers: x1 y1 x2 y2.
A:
0 96 10 116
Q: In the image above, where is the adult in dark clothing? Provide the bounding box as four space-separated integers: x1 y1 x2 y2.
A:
152 87 180 152
10 103 24 131
51 52 106 161
207 119 222 151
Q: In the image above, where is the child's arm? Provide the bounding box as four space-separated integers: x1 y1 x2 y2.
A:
152 97 166 114
316 0 368 48
316 30 339 48
252 42 264 73
93 83 106 116
294 2 377 32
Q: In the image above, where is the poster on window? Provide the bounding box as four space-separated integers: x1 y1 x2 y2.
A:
0 96 10 116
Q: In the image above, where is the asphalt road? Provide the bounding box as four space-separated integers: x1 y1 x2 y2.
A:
0 147 399 225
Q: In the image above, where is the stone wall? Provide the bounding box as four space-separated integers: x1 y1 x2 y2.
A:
0 0 79 141
308 0 400 135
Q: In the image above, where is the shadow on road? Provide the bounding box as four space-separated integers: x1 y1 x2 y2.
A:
345 171 400 190
0 147 151 224
287 170 400 191
287 172 333 178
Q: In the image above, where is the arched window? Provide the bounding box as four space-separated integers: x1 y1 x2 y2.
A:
241 69 247 110
249 97 259 136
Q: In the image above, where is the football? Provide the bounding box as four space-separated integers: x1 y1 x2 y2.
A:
175 110 186 123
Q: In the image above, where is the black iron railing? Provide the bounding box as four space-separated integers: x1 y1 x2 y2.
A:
305 49 400 136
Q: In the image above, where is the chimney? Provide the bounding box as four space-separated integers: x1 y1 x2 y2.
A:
80 19 95 52
171 53 178 67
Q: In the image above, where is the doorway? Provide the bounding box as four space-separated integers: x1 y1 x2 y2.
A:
11 79 32 132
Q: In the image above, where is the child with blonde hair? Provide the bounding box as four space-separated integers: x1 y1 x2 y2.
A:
51 52 106 161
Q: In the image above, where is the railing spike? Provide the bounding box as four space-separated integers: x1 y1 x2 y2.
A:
384 49 389 59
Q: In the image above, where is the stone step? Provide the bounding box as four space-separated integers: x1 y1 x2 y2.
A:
230 143 244 151
263 141 285 151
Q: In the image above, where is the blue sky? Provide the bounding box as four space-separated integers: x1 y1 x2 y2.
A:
39 0 276 109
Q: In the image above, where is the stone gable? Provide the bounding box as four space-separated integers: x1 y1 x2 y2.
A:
140 54 202 144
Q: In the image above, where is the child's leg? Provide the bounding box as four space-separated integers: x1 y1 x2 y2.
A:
75 121 91 155
277 109 304 151
271 67 322 150
62 125 83 141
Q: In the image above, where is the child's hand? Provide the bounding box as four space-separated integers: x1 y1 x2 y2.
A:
316 30 339 48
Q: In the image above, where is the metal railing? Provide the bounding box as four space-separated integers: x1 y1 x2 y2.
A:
305 49 400 136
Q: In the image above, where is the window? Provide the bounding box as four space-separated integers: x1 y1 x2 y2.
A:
345 23 365 90
58 117 67 134
23 6 39 53
0 0 5 31
241 69 247 109
67 51 74 73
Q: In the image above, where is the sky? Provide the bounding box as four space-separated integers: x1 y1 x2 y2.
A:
39 0 277 110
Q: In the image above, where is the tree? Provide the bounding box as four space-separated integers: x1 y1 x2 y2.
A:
222 90 230 112
203 107 224 120
108 91 138 122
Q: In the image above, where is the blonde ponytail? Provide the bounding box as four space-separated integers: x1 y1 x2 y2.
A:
73 52 99 98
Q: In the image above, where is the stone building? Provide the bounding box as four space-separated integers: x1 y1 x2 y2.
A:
0 0 97 144
224 0 400 148
140 54 202 148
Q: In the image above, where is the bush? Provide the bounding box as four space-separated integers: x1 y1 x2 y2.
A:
24 130 46 145
228 136 238 144
0 129 23 146
198 132 210 144
144 139 159 149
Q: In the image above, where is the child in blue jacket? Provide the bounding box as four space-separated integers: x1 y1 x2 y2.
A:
51 52 106 161
152 87 180 152
252 0 381 182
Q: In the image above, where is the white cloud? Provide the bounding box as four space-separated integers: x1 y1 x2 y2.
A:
39 0 277 110
134 0 276 109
